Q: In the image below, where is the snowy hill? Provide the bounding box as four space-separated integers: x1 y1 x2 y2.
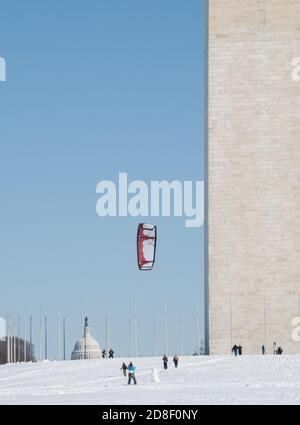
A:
1 355 300 405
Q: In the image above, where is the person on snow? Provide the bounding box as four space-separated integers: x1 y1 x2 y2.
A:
173 355 179 368
262 345 265 355
277 346 283 355
121 362 128 377
273 342 277 355
109 348 114 359
238 345 242 356
162 355 168 370
232 345 238 357
102 349 106 359
127 362 137 385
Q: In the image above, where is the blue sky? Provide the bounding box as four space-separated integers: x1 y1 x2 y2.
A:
0 0 206 359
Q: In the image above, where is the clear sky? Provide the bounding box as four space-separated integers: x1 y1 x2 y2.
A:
0 0 206 359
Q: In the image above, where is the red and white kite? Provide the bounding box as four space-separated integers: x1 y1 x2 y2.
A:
137 223 157 271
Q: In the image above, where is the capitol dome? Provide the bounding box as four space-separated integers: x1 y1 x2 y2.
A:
71 317 102 360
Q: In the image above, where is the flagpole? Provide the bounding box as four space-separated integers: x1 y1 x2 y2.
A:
63 317 66 361
10 312 13 362
29 315 32 361
196 303 200 355
6 312 10 363
57 305 61 361
106 303 110 359
39 307 42 361
44 315 48 360
18 314 20 362
24 312 27 363
13 312 16 363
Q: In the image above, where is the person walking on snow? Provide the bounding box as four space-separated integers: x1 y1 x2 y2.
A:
162 355 168 370
262 345 265 355
277 346 283 355
238 345 242 356
273 342 277 355
127 362 137 385
121 362 127 377
232 345 238 357
173 355 179 368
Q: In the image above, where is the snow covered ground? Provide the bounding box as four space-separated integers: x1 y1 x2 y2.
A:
1 355 300 405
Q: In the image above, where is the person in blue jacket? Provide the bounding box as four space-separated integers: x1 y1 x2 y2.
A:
127 362 137 385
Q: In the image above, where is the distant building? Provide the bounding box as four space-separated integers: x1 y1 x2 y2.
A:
71 317 102 360
0 338 35 364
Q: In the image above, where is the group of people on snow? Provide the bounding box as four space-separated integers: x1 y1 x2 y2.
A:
263 343 283 355
120 355 180 385
102 348 114 359
120 342 286 388
232 343 283 356
121 362 137 385
272 342 283 355
231 345 242 356
162 355 179 369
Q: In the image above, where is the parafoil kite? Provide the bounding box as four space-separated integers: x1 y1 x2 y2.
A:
137 223 157 271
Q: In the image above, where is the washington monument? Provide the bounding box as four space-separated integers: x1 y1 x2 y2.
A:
207 0 300 354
